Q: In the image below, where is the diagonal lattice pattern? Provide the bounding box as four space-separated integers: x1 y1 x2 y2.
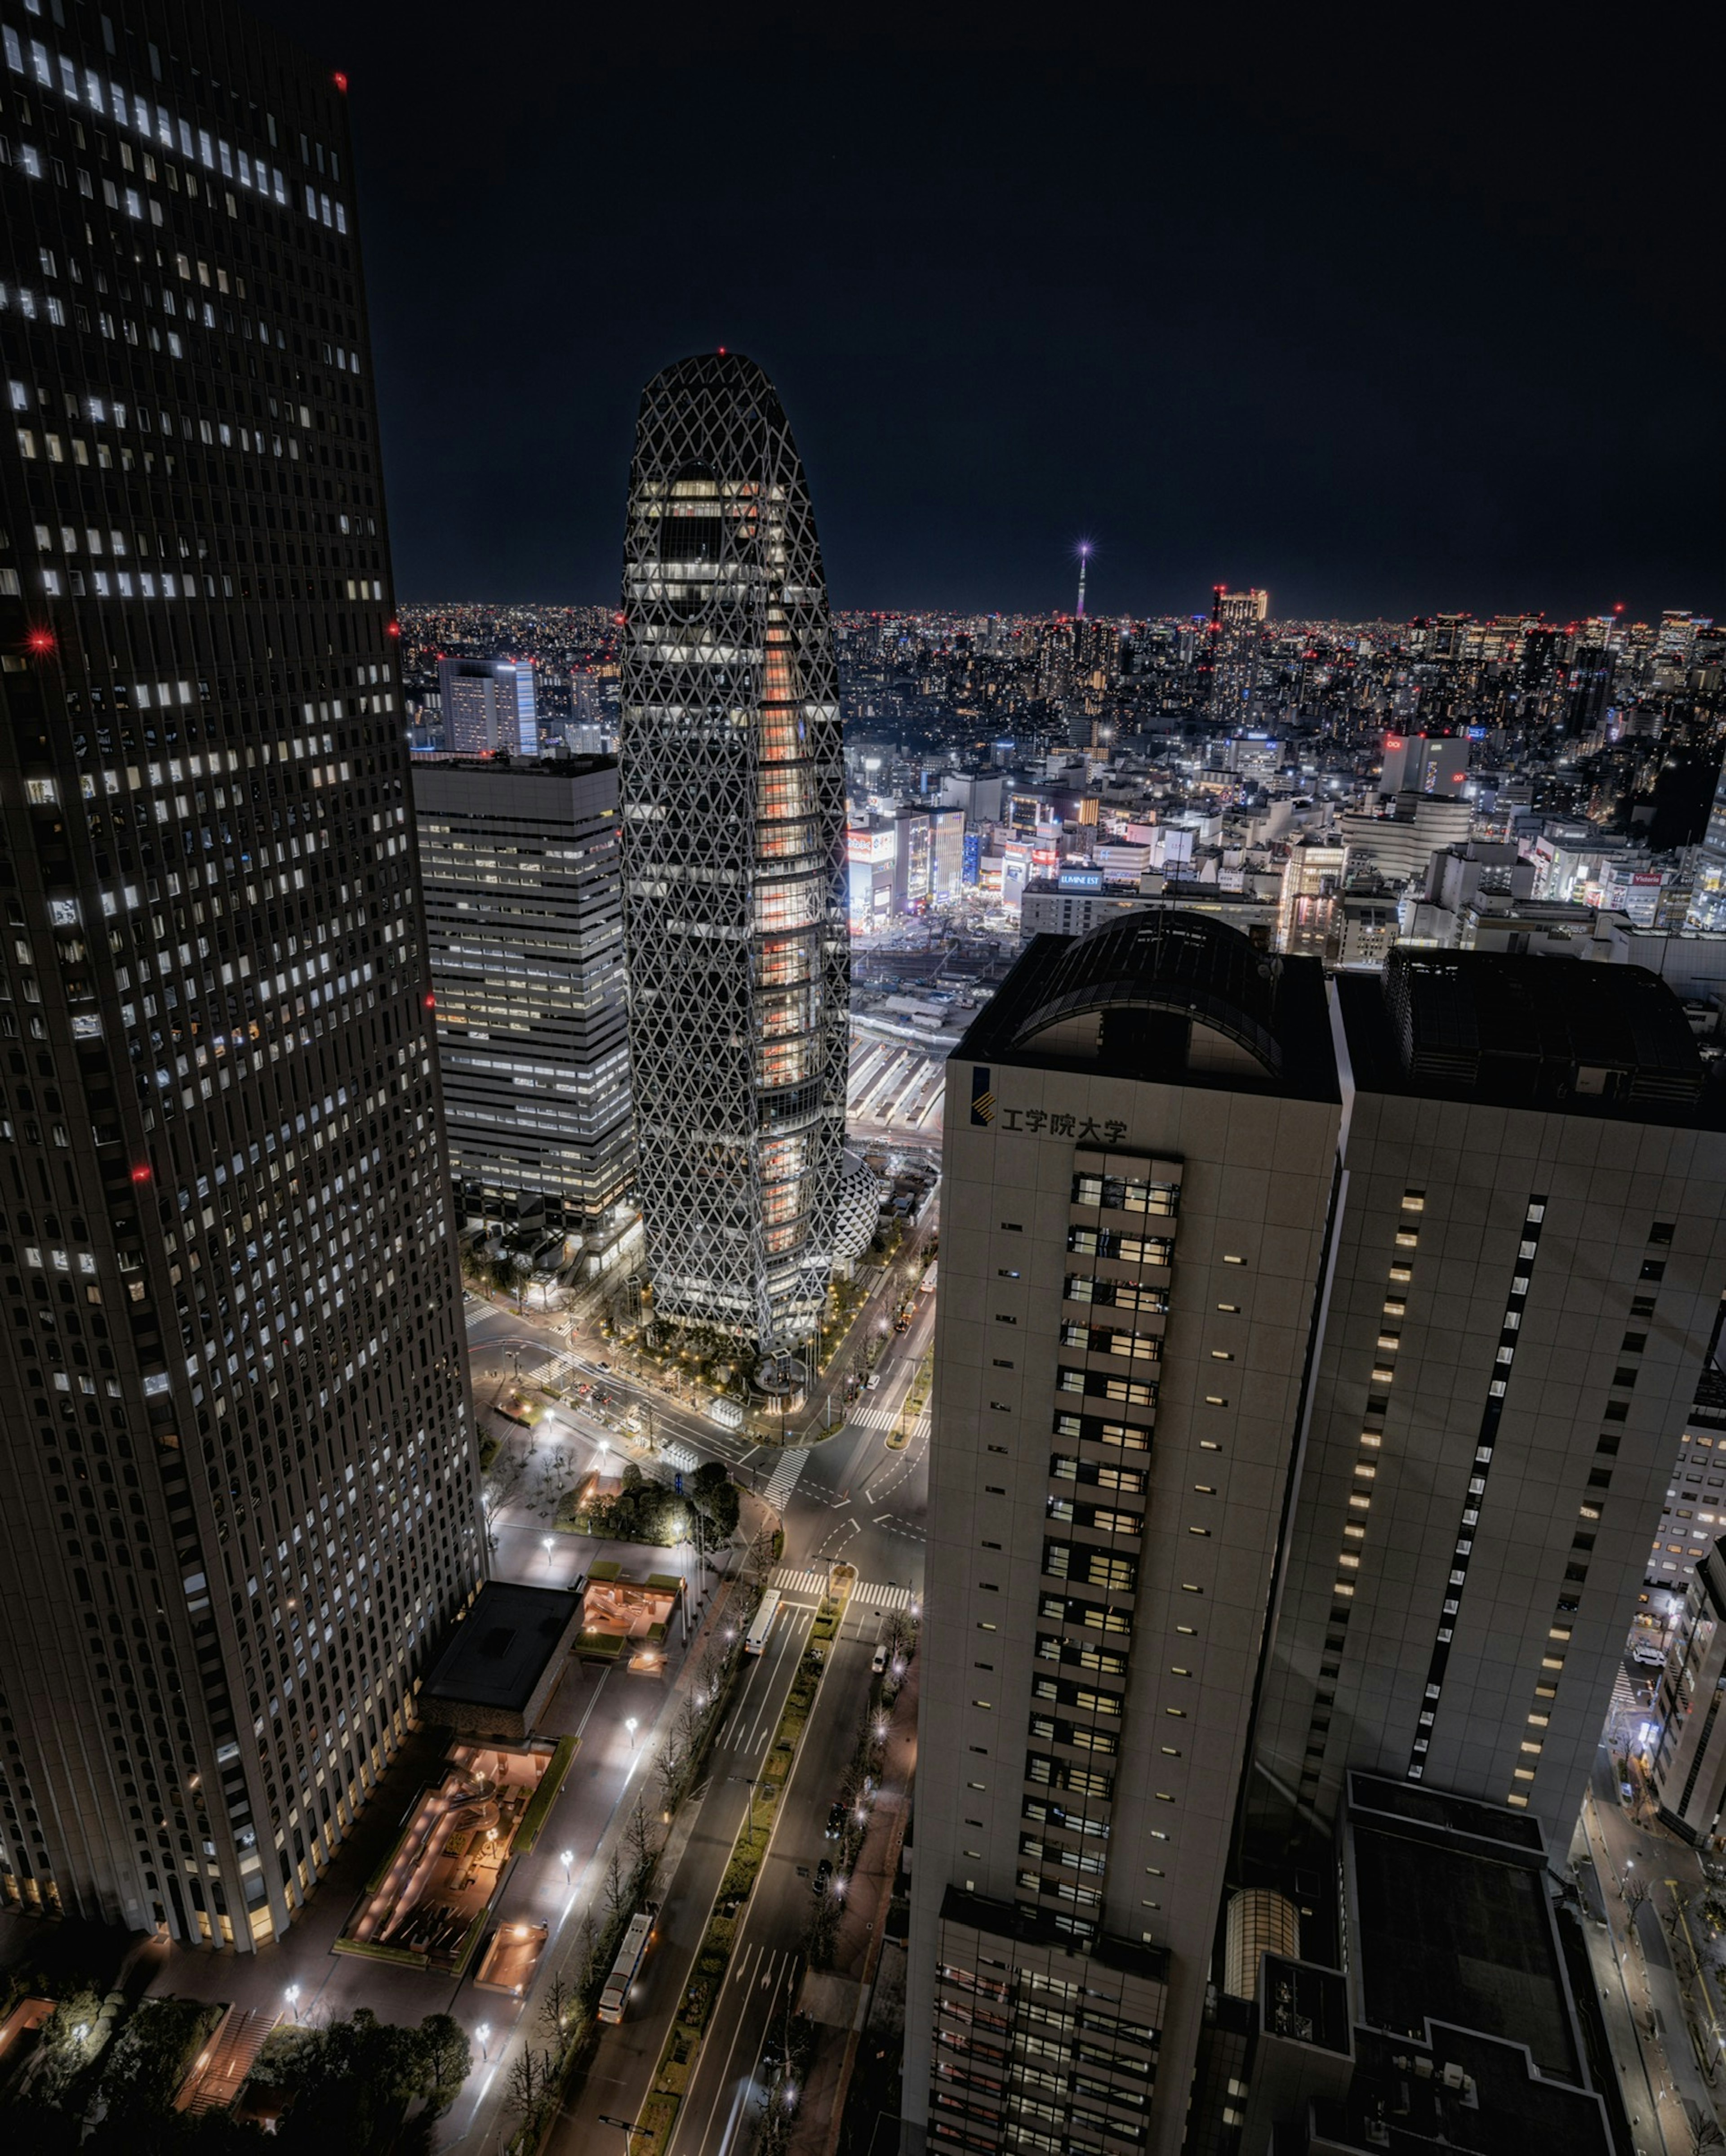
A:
619 353 849 1358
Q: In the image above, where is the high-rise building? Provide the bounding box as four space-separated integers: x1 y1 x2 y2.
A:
1246 953 1726 1861
438 654 538 757
1205 585 1266 724
1275 836 1347 958
618 352 848 1368
413 756 633 1227
0 1 480 1948
905 916 1726 2154
906 913 1344 2156
1647 1536 1726 1841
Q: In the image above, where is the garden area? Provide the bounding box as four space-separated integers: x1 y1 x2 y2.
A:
337 1742 563 1975
0 1959 472 2155
556 1457 740 1548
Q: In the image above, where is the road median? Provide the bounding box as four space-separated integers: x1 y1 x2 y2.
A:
631 1582 852 2156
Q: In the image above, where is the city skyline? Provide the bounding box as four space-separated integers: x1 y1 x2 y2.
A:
244 0 1720 622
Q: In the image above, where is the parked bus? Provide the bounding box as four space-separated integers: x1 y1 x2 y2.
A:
597 1905 657 2024
744 1588 782 1656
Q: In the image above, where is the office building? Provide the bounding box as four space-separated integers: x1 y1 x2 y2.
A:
906 918 1726 2152
1377 730 1470 798
1275 837 1347 958
438 654 538 757
907 913 1344 2156
1205 586 1266 724
618 353 848 1366
1686 757 1726 931
413 757 632 1227
1248 952 1726 1861
1647 1537 1726 1843
0 0 480 1947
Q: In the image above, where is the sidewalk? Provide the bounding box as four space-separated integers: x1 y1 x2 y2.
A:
437 1498 772 2156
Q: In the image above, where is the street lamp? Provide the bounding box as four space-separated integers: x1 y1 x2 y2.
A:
626 1716 639 1749
543 1535 555 1569
284 1983 301 2023
476 2022 492 2061
600 2117 638 2156
561 1847 575 1883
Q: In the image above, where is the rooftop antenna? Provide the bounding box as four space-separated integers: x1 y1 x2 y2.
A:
1076 542 1092 618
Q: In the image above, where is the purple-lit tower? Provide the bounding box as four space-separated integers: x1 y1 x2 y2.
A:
1076 541 1091 617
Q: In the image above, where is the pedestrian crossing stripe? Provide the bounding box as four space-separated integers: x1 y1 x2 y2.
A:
761 1448 810 1513
767 1568 916 1612
848 1405 930 1434
857 1581 914 1611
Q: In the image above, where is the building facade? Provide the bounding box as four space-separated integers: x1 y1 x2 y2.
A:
413 757 633 1226
618 352 848 1364
1247 954 1726 1860
905 914 1344 2156
437 654 538 757
907 918 1726 2150
0 0 480 1947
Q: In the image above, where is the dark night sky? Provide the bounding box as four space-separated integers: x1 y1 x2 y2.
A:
251 1 1721 622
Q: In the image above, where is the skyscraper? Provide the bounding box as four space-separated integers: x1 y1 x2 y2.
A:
905 913 1344 2156
414 754 633 1226
1247 953 1726 1858
618 353 848 1370
905 916 1726 2154
1205 584 1266 724
438 654 538 757
0 2 480 1948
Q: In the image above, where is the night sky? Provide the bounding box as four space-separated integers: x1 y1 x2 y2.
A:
253 1 1721 622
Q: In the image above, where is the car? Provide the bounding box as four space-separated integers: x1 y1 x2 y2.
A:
813 1858 833 1897
866 1372 881 1391
825 1800 846 1840
871 1642 889 1674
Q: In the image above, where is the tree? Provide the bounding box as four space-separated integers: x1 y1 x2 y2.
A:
692 1460 740 1539
415 2014 472 2114
537 1976 574 2051
604 1847 628 1919
626 1802 656 1886
503 2049 554 2122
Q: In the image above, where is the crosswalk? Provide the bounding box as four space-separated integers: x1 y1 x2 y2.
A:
761 1448 810 1513
767 1565 916 1612
848 1403 931 1436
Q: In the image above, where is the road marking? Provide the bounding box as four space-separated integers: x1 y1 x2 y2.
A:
761 1449 810 1513
769 1567 826 1595
855 1581 914 1610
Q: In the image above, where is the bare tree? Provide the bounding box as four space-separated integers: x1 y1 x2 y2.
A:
604 1846 629 1919
504 2048 554 2121
537 1974 574 2049
626 1801 656 1884
1623 1874 1650 1917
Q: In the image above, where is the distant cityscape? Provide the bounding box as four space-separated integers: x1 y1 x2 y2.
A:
2 4 1725 2156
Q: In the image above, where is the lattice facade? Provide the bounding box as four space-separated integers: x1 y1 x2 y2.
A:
619 354 849 1356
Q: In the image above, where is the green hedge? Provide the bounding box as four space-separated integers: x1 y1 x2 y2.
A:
512 1737 578 1856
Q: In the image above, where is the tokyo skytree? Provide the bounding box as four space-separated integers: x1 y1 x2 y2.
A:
619 353 849 1378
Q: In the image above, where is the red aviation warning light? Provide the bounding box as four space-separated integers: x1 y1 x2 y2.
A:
387 619 401 638
25 628 54 654
333 71 348 93
130 1163 152 1184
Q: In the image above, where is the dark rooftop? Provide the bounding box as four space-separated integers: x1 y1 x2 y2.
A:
953 910 1339 1101
1339 950 1726 1126
1346 1784 1579 2086
422 1581 581 1716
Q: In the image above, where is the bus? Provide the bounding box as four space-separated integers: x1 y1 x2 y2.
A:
597 1905 657 2024
744 1588 782 1657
